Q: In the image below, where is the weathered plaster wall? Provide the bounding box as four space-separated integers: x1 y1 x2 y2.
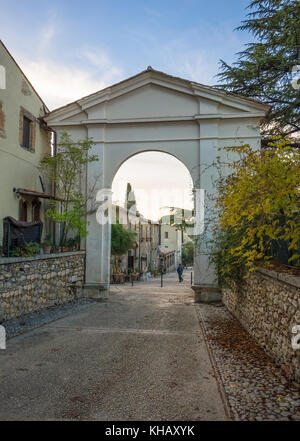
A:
0 252 85 321
161 224 182 267
223 268 300 383
0 42 51 242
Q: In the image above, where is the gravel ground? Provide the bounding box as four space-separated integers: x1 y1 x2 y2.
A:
2 299 94 338
197 303 300 421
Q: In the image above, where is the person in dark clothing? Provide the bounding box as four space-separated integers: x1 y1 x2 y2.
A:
177 264 184 283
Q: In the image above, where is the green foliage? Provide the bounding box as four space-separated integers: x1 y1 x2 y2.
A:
210 137 300 285
160 207 194 232
125 182 136 212
217 0 300 135
209 226 248 287
66 236 80 249
111 223 137 256
182 241 194 266
11 242 40 257
42 240 52 246
41 131 98 246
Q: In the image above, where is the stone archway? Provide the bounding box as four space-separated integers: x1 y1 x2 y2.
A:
44 67 268 301
110 149 196 279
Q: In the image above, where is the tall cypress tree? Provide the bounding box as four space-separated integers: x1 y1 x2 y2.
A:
125 183 136 211
217 0 300 136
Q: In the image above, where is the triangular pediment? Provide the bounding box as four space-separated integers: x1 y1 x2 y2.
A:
44 68 269 125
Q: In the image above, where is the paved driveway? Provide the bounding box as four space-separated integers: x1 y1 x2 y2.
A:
0 272 229 420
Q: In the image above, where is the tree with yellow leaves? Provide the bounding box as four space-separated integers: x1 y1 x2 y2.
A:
210 137 300 286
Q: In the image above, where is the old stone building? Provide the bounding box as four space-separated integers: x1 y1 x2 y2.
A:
160 224 182 271
0 41 51 248
112 204 161 276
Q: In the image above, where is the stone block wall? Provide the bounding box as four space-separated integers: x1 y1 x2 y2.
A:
223 268 300 383
0 251 85 321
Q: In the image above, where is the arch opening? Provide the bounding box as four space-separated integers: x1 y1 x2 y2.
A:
109 151 195 281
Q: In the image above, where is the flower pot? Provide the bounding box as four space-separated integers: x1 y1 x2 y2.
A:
43 245 52 254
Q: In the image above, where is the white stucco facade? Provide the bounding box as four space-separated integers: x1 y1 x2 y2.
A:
0 41 51 244
44 67 269 299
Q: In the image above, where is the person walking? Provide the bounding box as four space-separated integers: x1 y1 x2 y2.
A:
177 264 184 283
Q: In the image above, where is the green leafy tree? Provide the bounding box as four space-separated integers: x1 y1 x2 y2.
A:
210 137 300 285
182 241 194 266
111 222 136 272
111 223 136 256
40 131 99 246
160 206 194 231
217 0 300 135
125 182 136 211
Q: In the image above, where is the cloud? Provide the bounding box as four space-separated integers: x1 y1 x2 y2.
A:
81 48 123 85
7 9 124 110
157 34 219 86
172 49 218 85
39 18 56 52
112 152 193 220
16 48 124 110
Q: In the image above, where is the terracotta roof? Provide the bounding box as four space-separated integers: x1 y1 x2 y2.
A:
14 188 62 201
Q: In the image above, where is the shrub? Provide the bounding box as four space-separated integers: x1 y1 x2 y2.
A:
210 137 300 285
11 242 40 257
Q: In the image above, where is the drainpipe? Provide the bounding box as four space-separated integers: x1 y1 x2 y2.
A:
52 130 57 245
150 223 152 269
138 218 141 271
38 118 57 245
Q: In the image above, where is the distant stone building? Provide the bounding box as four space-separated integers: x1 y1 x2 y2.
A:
112 205 161 276
111 202 183 277
160 224 182 271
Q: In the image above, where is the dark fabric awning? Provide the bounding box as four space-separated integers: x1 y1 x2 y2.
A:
2 217 43 256
4 216 41 228
13 188 62 201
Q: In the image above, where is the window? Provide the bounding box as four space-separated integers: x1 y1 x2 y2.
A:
19 200 28 222
32 199 41 222
165 232 168 239
19 107 35 151
22 116 31 149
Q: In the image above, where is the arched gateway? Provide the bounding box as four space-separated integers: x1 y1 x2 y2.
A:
44 67 268 302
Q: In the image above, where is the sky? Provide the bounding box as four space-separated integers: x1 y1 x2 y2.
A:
111 152 194 220
1 0 251 110
1 0 252 219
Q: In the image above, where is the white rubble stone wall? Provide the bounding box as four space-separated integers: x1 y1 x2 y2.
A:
0 252 85 321
223 268 300 383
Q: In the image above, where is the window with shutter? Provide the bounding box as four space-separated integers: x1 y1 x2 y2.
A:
22 116 31 149
32 199 41 222
19 200 28 222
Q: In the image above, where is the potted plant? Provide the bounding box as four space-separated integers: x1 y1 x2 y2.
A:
42 240 52 254
11 246 22 257
66 238 77 251
11 242 40 257
51 244 60 253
